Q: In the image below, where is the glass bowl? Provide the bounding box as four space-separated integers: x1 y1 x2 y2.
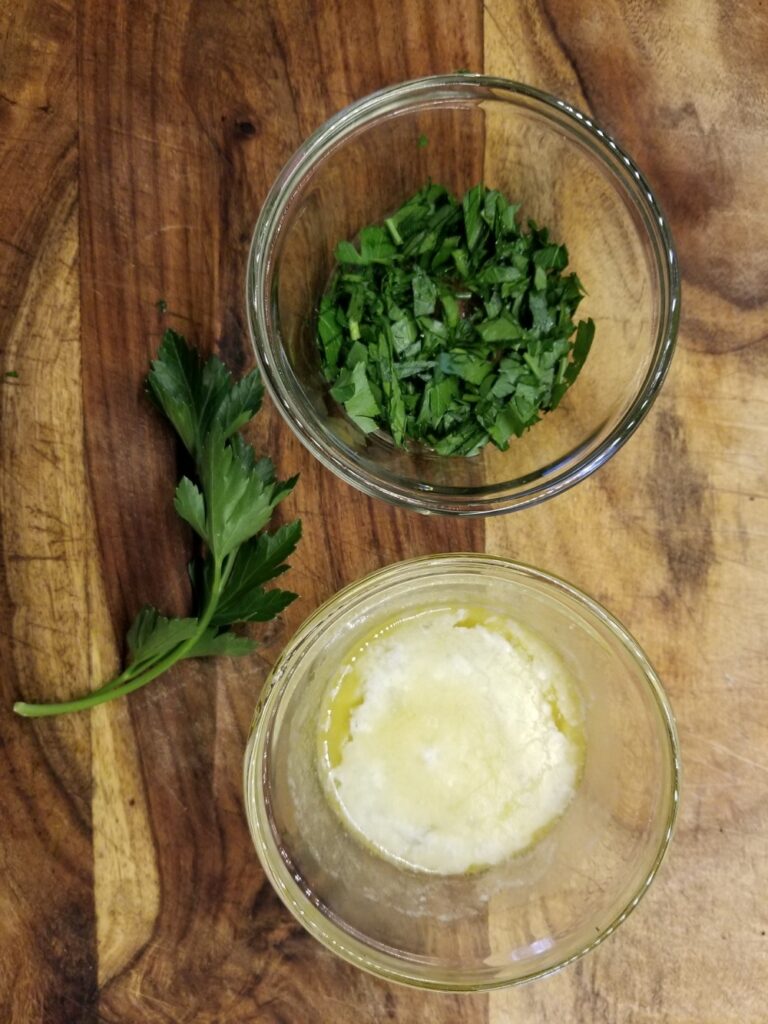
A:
243 555 680 991
246 75 679 516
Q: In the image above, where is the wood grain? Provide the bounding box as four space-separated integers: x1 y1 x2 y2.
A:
484 2 768 1022
0 1 101 1021
78 1 484 1023
1 1 766 1022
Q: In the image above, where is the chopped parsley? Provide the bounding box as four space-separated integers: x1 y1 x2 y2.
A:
316 183 594 456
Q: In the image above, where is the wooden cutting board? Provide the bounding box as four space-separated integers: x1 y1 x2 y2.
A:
1 1 766 1021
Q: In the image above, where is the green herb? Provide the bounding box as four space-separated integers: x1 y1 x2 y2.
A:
156 298 168 313
3 370 18 379
13 330 300 718
418 133 429 148
316 182 594 456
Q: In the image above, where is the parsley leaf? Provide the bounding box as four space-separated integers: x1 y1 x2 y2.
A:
210 521 301 625
174 476 207 542
147 329 263 462
199 428 293 559
330 361 381 433
412 268 437 317
214 371 265 439
126 608 200 670
186 629 258 658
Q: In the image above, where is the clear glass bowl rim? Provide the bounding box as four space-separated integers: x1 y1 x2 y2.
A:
243 553 682 991
245 74 681 517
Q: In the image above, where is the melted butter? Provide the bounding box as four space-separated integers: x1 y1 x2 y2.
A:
322 667 364 769
317 605 584 875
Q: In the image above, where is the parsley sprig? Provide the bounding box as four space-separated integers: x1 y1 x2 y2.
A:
14 330 301 718
317 182 595 456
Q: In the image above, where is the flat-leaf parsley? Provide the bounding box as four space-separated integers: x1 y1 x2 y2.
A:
14 330 300 718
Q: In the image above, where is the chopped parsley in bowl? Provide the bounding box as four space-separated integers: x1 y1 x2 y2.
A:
247 75 678 515
318 182 594 457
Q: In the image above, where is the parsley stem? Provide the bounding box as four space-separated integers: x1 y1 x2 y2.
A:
88 662 146 696
13 557 228 718
14 651 190 717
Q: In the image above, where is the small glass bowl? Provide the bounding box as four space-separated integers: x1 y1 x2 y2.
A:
246 75 679 516
243 555 680 991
